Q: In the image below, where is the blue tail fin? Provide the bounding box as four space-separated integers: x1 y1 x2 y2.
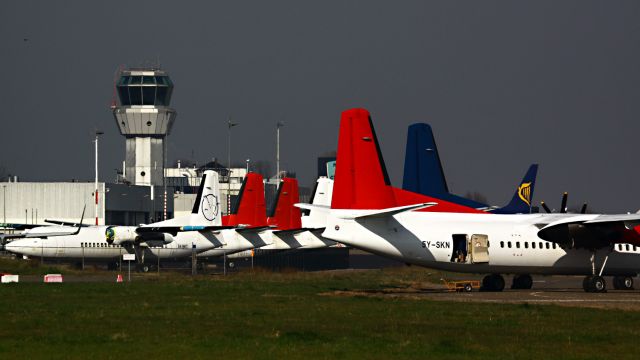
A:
402 123 449 195
402 122 538 213
402 123 487 209
491 164 538 214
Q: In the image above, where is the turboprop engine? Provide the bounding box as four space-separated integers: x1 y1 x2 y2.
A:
105 226 174 245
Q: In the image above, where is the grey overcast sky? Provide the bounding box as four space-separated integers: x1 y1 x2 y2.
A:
1 1 640 212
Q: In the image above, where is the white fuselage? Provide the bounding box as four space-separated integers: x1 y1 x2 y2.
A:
322 211 640 276
5 226 218 260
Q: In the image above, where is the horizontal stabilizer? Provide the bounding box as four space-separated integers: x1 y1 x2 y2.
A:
295 203 330 212
339 203 437 220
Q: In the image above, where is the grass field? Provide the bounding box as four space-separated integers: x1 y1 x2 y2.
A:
1 264 640 359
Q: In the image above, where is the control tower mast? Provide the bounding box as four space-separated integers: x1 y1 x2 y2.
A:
112 68 176 186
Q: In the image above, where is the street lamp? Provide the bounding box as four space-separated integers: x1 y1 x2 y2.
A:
94 130 104 226
3 185 6 227
227 118 238 215
246 159 250 173
276 121 285 181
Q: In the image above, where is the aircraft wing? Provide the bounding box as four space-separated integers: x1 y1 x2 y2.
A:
1 206 85 242
537 214 640 249
135 225 235 236
272 228 308 235
235 226 272 234
0 228 82 240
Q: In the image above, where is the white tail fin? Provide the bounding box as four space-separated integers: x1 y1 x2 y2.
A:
151 170 222 227
301 177 333 229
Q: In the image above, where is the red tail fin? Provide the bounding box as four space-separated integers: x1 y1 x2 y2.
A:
267 177 302 230
331 108 483 213
223 172 267 227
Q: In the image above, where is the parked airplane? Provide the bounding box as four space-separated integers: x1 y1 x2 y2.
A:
306 108 640 292
218 176 335 260
5 171 228 269
402 123 538 214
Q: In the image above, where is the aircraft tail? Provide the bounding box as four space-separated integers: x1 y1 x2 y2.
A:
402 123 449 196
267 178 302 230
153 170 222 227
223 172 267 227
331 108 482 213
301 177 333 229
491 164 538 214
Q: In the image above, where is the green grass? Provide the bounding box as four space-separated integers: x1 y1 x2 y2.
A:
0 266 639 359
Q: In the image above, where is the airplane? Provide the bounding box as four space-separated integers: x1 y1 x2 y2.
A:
402 123 538 214
216 176 336 260
303 108 640 293
5 170 229 270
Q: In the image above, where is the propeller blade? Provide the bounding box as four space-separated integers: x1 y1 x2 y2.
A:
540 201 552 213
580 203 587 214
560 192 568 213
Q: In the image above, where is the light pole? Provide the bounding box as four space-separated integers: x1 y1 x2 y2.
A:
227 118 238 215
3 185 6 227
246 159 250 173
94 130 104 226
276 121 285 181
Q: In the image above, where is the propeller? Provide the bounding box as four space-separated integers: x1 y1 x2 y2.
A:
540 192 587 214
105 227 115 244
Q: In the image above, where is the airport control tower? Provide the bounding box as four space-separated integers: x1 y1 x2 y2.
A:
112 68 176 186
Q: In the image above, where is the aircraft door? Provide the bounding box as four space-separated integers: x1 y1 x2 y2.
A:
470 234 489 263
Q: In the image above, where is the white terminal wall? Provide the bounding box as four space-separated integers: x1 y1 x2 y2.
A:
0 182 104 225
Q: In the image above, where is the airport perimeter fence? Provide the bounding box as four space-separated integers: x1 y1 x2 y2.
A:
5 245 233 275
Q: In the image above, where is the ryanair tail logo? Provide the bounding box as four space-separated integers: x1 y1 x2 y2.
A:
517 182 532 206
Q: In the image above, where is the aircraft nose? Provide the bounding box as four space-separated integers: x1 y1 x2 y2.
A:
5 239 31 253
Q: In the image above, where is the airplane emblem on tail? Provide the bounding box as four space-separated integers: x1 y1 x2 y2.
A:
517 182 532 206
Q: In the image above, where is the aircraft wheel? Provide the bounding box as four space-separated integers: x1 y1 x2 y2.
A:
463 283 473 292
613 276 634 290
588 276 606 293
482 274 505 292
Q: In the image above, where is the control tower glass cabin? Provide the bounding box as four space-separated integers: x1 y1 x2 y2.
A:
112 69 177 186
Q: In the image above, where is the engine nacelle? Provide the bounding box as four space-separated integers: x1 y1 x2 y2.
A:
105 226 138 245
106 226 175 245
138 232 174 244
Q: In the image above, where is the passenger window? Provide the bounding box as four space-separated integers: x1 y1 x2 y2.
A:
553 243 557 249
634 246 637 251
626 244 630 251
546 243 550 249
500 241 504 248
539 242 543 249
508 241 512 248
524 242 528 249
532 242 536 249
516 242 520 249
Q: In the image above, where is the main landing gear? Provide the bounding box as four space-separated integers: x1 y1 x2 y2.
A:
481 274 505 292
583 251 609 293
583 275 606 293
613 276 634 290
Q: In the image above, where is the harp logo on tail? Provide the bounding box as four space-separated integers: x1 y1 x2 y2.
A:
517 182 532 206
